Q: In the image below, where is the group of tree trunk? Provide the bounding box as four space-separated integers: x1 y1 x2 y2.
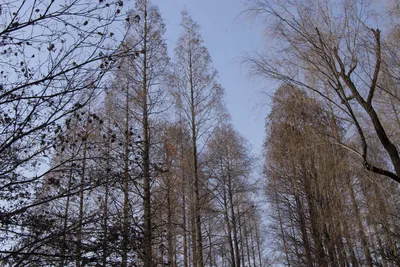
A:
246 0 400 265
0 0 266 266
265 85 400 266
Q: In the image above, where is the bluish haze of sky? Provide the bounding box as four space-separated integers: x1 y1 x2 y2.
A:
152 0 271 156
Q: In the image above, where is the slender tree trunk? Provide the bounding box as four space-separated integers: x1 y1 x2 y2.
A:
347 177 373 267
227 166 240 267
322 221 337 266
373 182 398 263
174 233 178 267
243 219 252 267
237 204 245 267
221 163 235 267
302 163 328 267
327 91 358 266
76 117 89 267
272 180 290 267
342 216 359 267
182 163 188 267
190 197 196 267
122 85 130 267
287 200 301 264
255 222 263 267
102 116 111 267
189 46 204 267
292 170 313 266
166 153 174 267
331 175 348 267
334 220 347 267
177 97 189 267
208 219 213 267
102 172 109 267
250 226 257 267
60 166 74 267
142 2 153 265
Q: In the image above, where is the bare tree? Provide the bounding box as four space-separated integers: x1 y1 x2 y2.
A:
117 1 170 265
245 0 400 183
0 0 130 259
204 124 254 267
170 10 225 267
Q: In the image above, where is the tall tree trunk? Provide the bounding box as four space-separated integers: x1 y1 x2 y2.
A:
272 180 290 267
250 226 257 267
328 93 358 266
142 2 152 265
102 115 111 267
182 183 189 267
227 166 240 267
373 182 398 263
255 221 263 267
166 154 174 267
76 116 89 267
190 183 197 267
181 149 189 267
221 163 235 267
60 165 74 267
342 216 359 267
243 218 252 267
208 219 213 267
237 204 246 267
189 46 204 267
102 171 109 267
287 201 301 264
121 85 130 267
347 177 373 267
302 163 327 267
292 170 313 266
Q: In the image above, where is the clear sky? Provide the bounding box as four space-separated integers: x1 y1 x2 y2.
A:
152 0 271 157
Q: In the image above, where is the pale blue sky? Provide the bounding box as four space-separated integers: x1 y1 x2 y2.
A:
152 0 270 156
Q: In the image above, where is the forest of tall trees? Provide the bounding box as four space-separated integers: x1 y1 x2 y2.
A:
1 0 400 266
246 0 400 265
0 0 265 266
